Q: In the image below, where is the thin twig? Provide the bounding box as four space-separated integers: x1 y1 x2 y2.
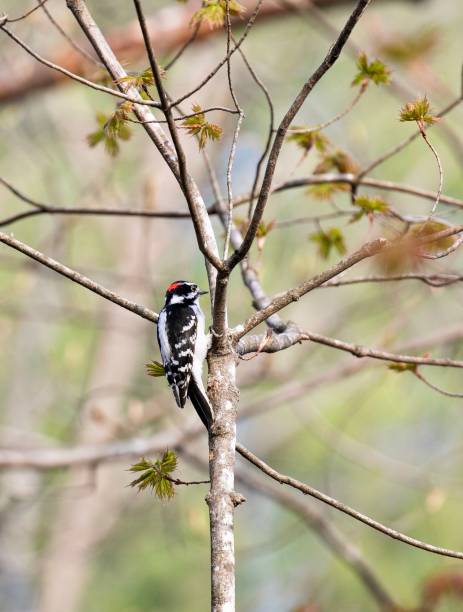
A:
227 0 372 269
132 0 223 271
38 0 102 67
322 272 463 289
414 370 463 399
286 80 367 135
231 37 275 222
164 21 201 71
223 1 244 259
127 106 238 124
0 25 161 107
359 96 463 179
4 0 48 22
170 0 265 108
417 120 443 217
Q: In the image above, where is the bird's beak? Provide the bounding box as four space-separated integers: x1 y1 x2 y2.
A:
198 290 208 296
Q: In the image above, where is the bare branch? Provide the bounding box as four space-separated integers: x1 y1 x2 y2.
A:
270 174 463 211
0 231 158 323
236 443 463 561
238 327 463 368
235 467 398 611
233 238 386 339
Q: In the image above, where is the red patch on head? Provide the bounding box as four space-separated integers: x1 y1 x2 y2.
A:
167 282 181 292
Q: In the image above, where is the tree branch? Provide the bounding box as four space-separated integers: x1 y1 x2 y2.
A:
236 443 463 561
0 231 158 323
233 238 386 339
235 467 398 611
237 325 463 368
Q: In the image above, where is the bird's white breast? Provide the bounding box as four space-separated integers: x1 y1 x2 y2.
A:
192 303 207 380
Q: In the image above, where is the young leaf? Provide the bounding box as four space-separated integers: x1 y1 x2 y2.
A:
160 449 178 474
182 104 222 150
146 360 165 377
255 219 276 239
399 96 438 126
128 450 178 500
86 103 133 157
306 183 348 201
352 52 391 86
116 67 165 92
287 129 330 154
190 0 245 29
351 195 390 222
309 228 346 259
314 149 359 175
388 362 417 373
255 219 276 252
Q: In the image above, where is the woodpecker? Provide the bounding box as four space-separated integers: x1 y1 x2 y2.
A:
156 280 214 430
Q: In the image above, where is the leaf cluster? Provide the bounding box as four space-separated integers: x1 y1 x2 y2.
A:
306 183 346 201
116 67 165 91
255 219 276 239
351 195 390 222
352 52 391 86
146 360 165 377
182 104 223 149
399 96 438 125
128 450 178 500
190 0 245 29
286 129 330 154
306 149 358 200
309 227 346 259
87 102 133 157
314 149 359 175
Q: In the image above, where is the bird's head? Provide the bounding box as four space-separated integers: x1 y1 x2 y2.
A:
164 280 207 306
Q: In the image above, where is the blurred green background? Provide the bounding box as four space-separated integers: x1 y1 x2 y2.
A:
1 0 463 610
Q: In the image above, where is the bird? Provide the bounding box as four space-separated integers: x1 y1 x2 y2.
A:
156 280 214 430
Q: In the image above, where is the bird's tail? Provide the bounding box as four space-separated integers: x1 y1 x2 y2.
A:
188 377 214 431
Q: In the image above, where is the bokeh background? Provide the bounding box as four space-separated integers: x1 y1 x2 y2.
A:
1 0 463 610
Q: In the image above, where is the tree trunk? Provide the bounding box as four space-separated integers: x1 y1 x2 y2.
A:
206 350 240 612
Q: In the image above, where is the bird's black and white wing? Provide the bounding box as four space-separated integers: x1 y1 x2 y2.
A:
157 305 197 408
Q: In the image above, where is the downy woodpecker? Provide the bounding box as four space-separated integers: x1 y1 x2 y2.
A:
157 280 214 430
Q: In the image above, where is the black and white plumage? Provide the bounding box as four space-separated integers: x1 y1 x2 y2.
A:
156 280 214 430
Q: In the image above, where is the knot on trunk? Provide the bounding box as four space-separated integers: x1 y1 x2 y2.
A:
230 491 246 507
